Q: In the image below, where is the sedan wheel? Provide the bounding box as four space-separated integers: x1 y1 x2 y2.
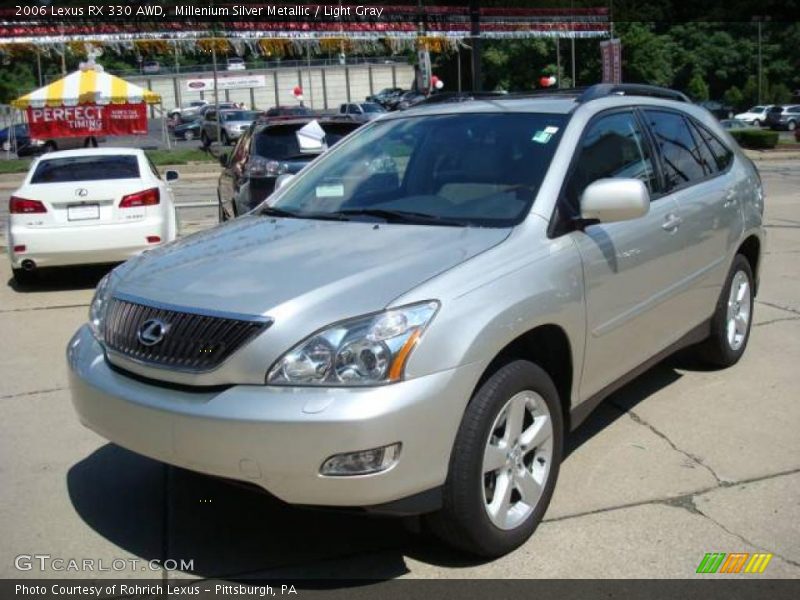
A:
753 119 761 127
482 391 554 530
184 130 195 141
788 120 797 131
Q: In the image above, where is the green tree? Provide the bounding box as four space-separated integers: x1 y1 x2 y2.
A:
687 70 710 101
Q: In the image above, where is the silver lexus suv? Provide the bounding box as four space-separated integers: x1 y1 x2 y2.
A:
68 84 764 557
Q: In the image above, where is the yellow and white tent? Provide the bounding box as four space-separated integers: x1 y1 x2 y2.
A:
11 67 160 109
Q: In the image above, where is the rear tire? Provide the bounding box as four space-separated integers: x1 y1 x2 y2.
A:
694 254 754 367
788 120 797 132
12 268 36 286
200 131 210 148
425 360 563 557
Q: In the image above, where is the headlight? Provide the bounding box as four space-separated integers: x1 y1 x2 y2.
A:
267 301 439 386
88 273 114 341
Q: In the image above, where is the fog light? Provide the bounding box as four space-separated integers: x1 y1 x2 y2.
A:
320 443 401 476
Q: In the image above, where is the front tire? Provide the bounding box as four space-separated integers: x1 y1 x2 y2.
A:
753 119 761 127
695 254 754 367
788 120 797 132
426 360 563 557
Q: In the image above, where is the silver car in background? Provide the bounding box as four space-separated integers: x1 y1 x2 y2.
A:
68 84 764 557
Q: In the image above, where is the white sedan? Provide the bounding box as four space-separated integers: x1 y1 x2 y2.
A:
6 148 178 284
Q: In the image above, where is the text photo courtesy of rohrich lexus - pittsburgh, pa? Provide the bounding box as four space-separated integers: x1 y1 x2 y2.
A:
0 1 799 599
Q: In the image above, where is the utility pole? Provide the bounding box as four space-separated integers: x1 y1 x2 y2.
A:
212 41 220 144
556 38 561 88
757 20 763 104
469 0 482 91
35 47 43 86
571 0 576 86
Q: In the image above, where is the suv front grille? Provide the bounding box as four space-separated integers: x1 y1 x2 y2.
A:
103 296 270 371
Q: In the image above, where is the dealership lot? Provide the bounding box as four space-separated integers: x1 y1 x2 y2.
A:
0 162 798 580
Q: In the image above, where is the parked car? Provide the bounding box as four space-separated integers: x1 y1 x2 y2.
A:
168 101 207 120
227 57 246 71
366 87 404 108
263 106 314 119
142 60 160 75
720 119 756 130
67 85 763 558
733 105 773 126
698 100 734 120
1 123 32 153
338 102 386 123
29 135 105 154
765 105 800 131
6 148 178 284
395 91 427 111
200 109 260 146
217 117 360 219
198 102 238 119
172 118 202 141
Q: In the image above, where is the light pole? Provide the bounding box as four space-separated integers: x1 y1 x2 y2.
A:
757 20 763 104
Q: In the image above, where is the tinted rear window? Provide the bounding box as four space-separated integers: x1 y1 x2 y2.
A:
254 123 358 159
31 155 140 184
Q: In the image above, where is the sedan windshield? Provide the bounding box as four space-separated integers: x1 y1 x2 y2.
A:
270 113 566 227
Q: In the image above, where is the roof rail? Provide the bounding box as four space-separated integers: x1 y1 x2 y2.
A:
417 88 590 106
578 84 690 103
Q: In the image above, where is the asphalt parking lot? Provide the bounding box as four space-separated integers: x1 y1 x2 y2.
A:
0 162 798 580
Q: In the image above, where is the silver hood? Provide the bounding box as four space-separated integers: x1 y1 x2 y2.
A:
108 215 509 385
116 215 509 323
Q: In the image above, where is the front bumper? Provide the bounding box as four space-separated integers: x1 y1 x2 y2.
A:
67 325 481 508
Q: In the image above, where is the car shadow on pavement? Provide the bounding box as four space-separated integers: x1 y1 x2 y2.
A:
7 264 116 293
67 444 413 582
66 352 715 580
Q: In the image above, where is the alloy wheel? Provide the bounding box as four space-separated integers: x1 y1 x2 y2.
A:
482 390 553 530
726 270 751 351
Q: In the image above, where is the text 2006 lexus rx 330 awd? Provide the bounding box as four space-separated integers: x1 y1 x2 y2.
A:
69 85 764 557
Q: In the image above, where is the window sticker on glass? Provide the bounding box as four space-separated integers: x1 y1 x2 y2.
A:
544 126 559 134
532 131 552 144
316 182 344 198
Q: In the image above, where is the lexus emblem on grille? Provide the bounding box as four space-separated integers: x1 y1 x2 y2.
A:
137 319 170 347
75 188 88 197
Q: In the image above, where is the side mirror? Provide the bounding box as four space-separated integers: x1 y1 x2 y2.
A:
218 152 229 167
164 169 179 182
580 178 650 224
274 173 295 190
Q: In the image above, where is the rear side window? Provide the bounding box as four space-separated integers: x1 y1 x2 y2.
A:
691 121 733 172
31 155 140 183
644 110 714 189
254 123 357 159
562 111 657 218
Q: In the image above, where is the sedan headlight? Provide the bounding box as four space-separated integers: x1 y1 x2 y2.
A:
267 301 439 386
88 273 114 341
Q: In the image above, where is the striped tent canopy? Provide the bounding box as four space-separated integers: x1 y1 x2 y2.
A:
11 66 160 109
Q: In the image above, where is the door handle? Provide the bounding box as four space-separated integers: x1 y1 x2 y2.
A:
662 213 683 232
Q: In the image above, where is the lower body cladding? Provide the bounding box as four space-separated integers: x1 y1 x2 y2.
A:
67 325 483 510
7 218 172 269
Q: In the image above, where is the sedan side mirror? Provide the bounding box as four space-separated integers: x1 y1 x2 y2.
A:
164 169 180 182
218 152 229 167
580 178 650 224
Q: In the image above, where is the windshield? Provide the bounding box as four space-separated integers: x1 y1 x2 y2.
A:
750 106 765 112
270 113 566 227
31 155 140 183
222 111 258 122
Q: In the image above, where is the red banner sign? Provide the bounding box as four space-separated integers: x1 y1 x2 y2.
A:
26 103 148 139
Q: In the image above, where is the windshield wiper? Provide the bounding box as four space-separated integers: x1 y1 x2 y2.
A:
259 205 348 221
330 208 469 227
